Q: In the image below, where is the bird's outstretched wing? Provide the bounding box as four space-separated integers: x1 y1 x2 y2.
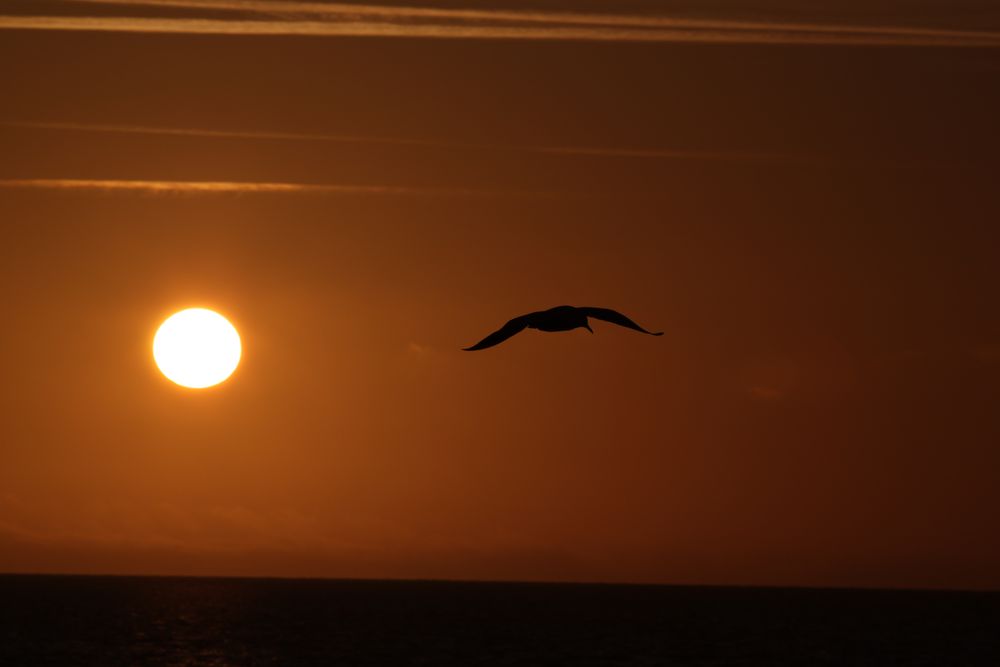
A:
580 307 663 336
463 317 529 351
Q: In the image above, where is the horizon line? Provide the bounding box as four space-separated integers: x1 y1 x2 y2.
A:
0 569 996 594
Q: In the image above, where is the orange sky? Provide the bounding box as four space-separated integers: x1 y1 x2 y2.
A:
1 0 999 589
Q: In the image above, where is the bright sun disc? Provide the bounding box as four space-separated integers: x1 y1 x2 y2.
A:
153 308 242 388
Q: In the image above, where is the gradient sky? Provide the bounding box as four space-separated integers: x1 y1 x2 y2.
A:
1 0 999 590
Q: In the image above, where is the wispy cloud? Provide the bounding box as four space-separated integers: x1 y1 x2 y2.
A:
0 178 506 196
2 0 999 46
0 120 798 163
1 120 449 149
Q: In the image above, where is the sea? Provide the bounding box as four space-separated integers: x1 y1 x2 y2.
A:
1 575 998 665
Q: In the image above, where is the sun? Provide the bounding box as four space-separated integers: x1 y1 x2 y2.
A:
153 308 242 388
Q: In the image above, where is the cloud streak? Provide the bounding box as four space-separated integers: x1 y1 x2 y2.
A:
0 178 507 196
2 0 999 46
0 120 799 163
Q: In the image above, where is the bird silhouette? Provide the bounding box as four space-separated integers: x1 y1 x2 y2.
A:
463 305 663 351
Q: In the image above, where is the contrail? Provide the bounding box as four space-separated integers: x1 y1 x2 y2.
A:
0 178 514 196
0 120 797 163
3 120 951 169
0 120 450 149
1 3 998 47
47 1 1000 43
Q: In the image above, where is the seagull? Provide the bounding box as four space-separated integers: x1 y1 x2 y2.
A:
463 305 663 351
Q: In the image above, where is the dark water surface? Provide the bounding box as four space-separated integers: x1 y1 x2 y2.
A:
2 575 999 665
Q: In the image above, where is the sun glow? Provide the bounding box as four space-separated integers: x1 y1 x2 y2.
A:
153 308 241 388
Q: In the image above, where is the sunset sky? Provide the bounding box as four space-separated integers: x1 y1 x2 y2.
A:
1 0 999 590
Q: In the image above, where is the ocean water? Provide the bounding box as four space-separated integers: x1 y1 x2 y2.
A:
1 575 998 665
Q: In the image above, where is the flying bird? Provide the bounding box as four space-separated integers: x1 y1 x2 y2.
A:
463 305 662 351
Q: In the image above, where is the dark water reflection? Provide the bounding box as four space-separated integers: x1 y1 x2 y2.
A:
2 575 999 665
